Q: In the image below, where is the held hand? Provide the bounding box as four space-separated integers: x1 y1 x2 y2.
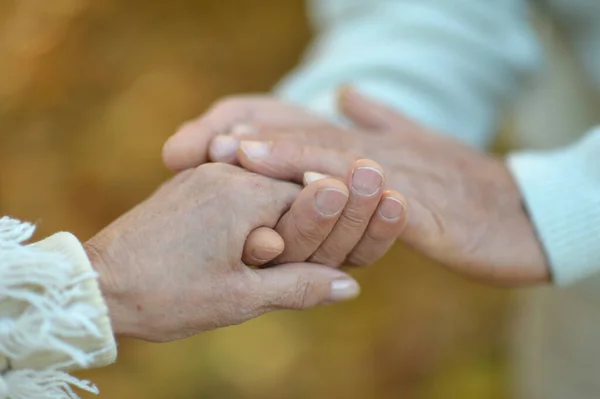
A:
163 95 328 171
85 163 360 342
162 96 407 268
165 89 550 285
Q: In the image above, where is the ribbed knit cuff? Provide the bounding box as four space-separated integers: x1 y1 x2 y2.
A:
25 232 117 370
507 129 600 285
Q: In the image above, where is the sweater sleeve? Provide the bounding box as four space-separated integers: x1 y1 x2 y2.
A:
275 0 541 149
507 127 600 285
0 217 117 398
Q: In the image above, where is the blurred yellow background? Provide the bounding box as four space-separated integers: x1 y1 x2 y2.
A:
0 1 512 398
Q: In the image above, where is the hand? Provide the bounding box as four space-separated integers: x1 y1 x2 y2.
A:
85 163 361 342
163 95 328 170
164 89 550 286
163 96 407 268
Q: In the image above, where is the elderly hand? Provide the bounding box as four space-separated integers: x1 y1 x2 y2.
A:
163 96 407 268
85 163 361 343
163 89 549 286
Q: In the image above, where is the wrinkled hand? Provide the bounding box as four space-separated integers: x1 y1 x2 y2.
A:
163 95 407 268
163 89 550 286
163 95 329 169
85 163 361 342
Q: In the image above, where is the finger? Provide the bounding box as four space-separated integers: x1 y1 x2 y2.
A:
345 190 408 266
163 115 221 172
229 124 335 144
237 140 354 183
272 178 349 263
164 95 277 171
254 263 361 311
163 96 325 171
338 86 418 132
209 135 241 164
309 160 385 267
243 227 285 266
210 126 332 164
202 163 301 232
303 171 332 186
249 178 301 229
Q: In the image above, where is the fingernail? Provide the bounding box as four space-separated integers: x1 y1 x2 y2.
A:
379 197 405 222
231 124 259 136
252 247 281 263
240 141 271 159
330 279 361 302
304 171 328 185
210 135 238 159
315 188 348 216
351 166 383 196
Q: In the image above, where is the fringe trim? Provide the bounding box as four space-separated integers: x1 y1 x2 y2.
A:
0 369 98 399
0 217 104 398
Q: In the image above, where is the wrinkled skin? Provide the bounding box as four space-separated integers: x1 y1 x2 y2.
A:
86 163 361 342
163 89 549 286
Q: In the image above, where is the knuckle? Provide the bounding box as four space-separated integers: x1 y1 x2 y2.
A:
192 164 246 199
212 95 266 124
310 249 345 267
257 275 313 312
284 141 305 165
340 207 368 229
193 163 218 182
346 251 376 267
159 168 195 190
298 144 311 162
195 161 219 175
214 96 242 111
288 278 312 310
196 162 237 178
290 216 326 246
365 223 394 243
222 276 263 323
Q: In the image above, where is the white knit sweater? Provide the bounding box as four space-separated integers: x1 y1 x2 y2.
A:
0 217 116 399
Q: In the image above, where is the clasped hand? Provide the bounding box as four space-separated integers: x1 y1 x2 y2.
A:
89 87 549 343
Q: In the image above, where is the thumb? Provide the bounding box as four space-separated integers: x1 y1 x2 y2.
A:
255 263 361 311
338 86 418 132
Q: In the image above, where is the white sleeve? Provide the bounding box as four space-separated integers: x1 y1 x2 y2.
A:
0 217 117 398
276 0 542 149
508 127 600 285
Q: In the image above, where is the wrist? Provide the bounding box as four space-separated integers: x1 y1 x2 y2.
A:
84 236 139 338
499 157 551 283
